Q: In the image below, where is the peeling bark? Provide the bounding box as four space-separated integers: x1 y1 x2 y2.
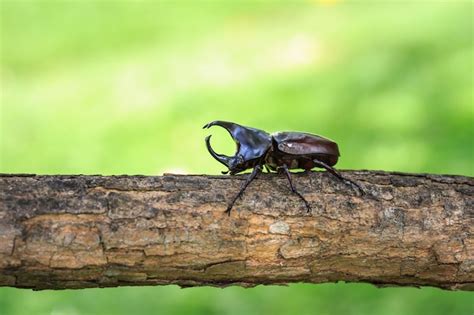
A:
0 171 472 291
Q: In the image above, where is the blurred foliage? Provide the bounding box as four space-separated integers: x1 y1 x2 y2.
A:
0 284 473 315
0 1 473 315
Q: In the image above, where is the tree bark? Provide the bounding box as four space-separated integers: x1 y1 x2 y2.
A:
0 171 472 291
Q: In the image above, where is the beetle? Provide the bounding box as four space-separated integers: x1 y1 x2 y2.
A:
203 120 364 215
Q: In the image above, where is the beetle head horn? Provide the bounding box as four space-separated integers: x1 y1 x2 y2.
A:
204 135 233 170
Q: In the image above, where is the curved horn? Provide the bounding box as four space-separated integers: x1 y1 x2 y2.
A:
203 120 242 154
203 121 239 133
205 135 232 168
203 120 272 163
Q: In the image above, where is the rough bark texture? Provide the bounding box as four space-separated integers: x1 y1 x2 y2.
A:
0 171 472 291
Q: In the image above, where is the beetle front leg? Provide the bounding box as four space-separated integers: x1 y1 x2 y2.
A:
281 164 312 213
312 159 365 195
225 166 261 215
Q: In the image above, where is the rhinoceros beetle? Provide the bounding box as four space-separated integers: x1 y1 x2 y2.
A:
203 120 363 215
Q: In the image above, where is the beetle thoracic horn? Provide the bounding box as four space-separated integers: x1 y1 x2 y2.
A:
204 135 232 168
203 120 243 151
203 121 240 139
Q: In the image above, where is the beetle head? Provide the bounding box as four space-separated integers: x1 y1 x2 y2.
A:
203 121 272 175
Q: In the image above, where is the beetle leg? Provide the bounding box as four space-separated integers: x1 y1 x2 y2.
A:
312 159 365 195
281 164 312 213
225 166 261 216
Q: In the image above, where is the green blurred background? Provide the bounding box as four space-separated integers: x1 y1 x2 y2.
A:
0 1 473 314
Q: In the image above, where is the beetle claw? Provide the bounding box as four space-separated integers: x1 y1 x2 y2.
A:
344 179 365 196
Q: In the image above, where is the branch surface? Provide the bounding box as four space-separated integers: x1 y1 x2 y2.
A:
0 171 472 290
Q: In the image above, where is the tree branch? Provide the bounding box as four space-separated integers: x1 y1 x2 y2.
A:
0 171 472 291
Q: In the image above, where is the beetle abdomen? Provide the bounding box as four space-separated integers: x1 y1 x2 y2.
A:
266 153 338 170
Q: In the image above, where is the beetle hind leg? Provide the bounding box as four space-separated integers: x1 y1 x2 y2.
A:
312 159 365 195
281 164 312 213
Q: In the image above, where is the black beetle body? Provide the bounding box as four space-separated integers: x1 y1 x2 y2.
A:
203 121 363 214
